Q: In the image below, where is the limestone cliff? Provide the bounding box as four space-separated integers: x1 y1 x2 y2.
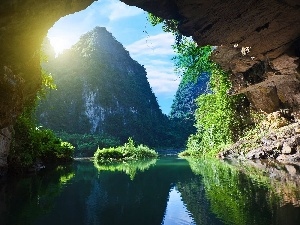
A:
36 27 165 146
0 0 300 170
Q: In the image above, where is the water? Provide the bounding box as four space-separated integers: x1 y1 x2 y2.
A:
0 156 299 225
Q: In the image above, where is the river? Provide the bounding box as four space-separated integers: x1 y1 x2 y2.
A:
0 156 299 225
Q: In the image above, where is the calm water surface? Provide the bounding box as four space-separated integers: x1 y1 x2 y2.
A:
1 156 299 225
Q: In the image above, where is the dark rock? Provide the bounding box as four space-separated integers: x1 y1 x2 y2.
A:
246 149 267 160
275 142 283 150
295 136 300 145
0 126 13 170
125 0 300 114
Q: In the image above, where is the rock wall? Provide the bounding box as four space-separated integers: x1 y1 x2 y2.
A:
0 127 12 173
0 0 300 170
0 0 95 171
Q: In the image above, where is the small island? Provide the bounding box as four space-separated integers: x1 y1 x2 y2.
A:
94 138 158 162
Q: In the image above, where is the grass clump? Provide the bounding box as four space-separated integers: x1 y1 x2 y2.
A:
94 138 158 162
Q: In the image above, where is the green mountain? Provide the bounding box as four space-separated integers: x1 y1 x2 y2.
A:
170 73 209 120
36 27 168 147
168 73 210 143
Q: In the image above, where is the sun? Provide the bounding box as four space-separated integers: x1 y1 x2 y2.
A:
48 36 70 56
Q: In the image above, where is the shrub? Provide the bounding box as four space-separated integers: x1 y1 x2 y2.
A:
9 113 74 170
181 67 249 158
94 138 158 162
55 132 120 157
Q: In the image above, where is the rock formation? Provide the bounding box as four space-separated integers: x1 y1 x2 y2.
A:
0 0 299 170
0 0 95 170
36 27 165 146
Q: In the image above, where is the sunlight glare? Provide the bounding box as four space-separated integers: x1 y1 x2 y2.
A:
48 36 71 56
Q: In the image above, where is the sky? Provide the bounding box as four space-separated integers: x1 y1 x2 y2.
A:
47 0 180 115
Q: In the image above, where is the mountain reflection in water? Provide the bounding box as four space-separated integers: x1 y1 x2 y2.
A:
0 156 299 225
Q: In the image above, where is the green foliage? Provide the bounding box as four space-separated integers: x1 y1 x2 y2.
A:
37 69 56 99
170 72 209 120
148 15 214 148
8 40 74 170
94 138 158 162
38 38 57 99
55 132 120 157
9 110 74 170
181 67 248 157
148 14 250 157
148 13 213 83
94 158 157 180
173 41 213 83
147 13 181 43
169 72 210 146
148 13 178 33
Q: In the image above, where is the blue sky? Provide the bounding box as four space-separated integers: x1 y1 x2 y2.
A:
47 0 180 114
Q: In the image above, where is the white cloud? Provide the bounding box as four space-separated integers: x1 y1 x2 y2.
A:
125 33 179 97
145 64 180 96
126 33 175 57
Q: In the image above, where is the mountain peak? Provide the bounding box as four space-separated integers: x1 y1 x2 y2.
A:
75 26 127 58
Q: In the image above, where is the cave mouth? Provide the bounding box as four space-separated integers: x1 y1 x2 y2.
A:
45 0 179 115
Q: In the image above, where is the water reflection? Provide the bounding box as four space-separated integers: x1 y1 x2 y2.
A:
94 158 157 180
0 164 75 225
185 158 300 225
162 186 196 225
0 157 299 225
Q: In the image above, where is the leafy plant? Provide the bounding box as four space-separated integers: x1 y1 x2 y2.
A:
180 66 249 157
55 132 120 157
94 138 158 162
9 111 74 170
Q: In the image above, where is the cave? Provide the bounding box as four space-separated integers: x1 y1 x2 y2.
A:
0 0 300 170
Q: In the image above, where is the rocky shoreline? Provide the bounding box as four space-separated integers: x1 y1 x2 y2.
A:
219 119 300 165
